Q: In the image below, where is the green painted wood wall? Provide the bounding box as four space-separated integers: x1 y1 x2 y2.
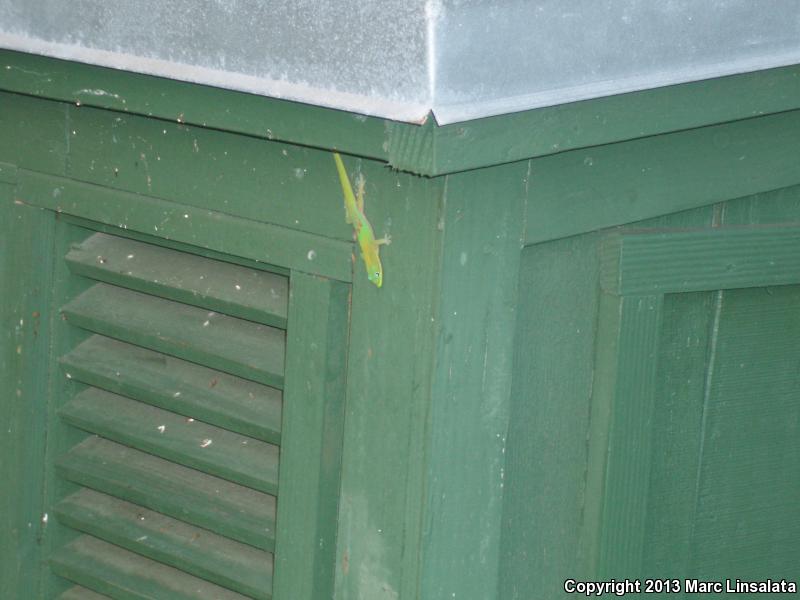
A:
2 51 799 599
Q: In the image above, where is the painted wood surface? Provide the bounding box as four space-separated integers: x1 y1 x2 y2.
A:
61 336 283 445
2 48 800 600
420 160 529 600
526 109 800 244
273 273 350 600
55 489 273 599
332 156 442 600
5 50 800 176
0 181 57 600
16 170 353 282
65 232 289 328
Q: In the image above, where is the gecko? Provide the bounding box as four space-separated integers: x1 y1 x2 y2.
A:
333 152 390 287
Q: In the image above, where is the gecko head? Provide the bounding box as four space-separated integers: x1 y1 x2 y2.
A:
368 268 383 288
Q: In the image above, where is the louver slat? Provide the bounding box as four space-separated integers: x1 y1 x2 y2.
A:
52 231 287 598
55 489 272 599
61 283 285 387
56 437 276 551
50 536 253 600
60 335 282 445
59 388 279 494
66 232 288 328
59 587 111 600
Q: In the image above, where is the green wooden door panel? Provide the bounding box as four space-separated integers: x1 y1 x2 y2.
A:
587 223 800 585
688 286 800 576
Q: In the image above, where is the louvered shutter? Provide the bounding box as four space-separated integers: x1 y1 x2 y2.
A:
40 229 341 599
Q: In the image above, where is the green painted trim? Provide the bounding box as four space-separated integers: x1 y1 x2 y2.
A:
332 160 443 600
59 215 290 277
65 106 355 242
4 50 800 176
0 90 68 176
35 219 95 599
581 293 664 577
421 161 529 599
15 169 354 282
526 109 800 244
0 189 57 600
273 272 350 600
413 64 800 175
596 295 663 578
0 49 396 164
0 160 17 184
602 225 800 295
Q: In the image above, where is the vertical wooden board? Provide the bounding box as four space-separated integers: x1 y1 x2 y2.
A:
333 157 442 600
0 189 56 600
273 273 350 600
689 286 800 577
0 91 68 175
419 160 528 600
642 292 716 576
35 221 96 598
498 233 602 599
596 295 664 578
67 107 352 240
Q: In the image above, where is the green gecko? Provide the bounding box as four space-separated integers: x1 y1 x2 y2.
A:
333 152 390 287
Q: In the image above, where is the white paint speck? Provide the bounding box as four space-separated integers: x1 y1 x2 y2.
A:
307 249 317 261
200 439 213 448
157 425 166 433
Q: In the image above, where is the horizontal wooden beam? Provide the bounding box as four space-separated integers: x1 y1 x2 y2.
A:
601 225 800 295
5 50 800 176
526 109 800 244
0 49 394 165
15 170 353 282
